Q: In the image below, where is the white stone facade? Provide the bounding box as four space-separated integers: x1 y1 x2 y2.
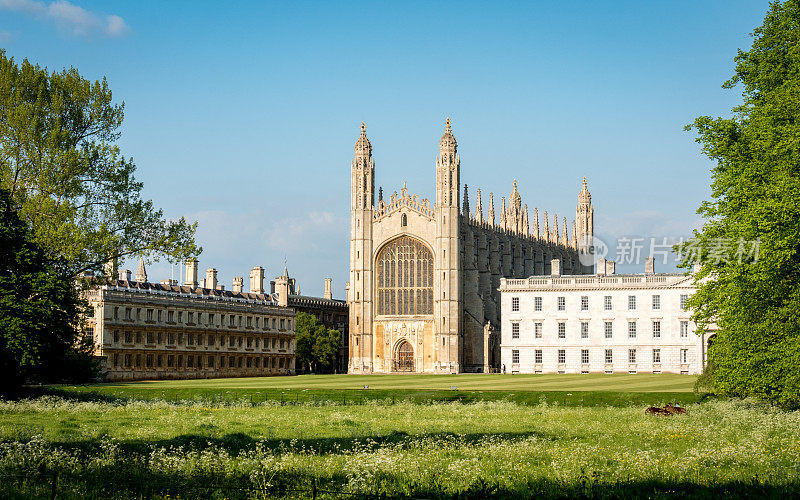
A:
499 264 705 375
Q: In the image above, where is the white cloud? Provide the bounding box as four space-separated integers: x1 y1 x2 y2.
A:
0 0 129 38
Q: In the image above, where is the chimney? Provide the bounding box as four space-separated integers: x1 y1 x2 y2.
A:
104 258 117 278
596 257 606 276
323 278 332 299
274 273 290 307
119 269 131 281
232 277 243 293
160 279 178 286
645 257 655 275
606 260 616 275
205 268 217 290
185 259 199 288
551 258 561 277
250 266 265 293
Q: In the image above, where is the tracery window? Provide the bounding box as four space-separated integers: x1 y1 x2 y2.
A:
376 236 433 315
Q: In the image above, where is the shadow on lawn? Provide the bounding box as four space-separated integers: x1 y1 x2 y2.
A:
1 463 796 499
46 429 570 456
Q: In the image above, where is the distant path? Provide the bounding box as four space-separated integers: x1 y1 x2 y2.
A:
84 373 697 393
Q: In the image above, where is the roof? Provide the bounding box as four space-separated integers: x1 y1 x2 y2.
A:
288 294 347 309
108 279 276 303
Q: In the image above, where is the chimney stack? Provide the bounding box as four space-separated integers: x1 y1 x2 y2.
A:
250 266 265 293
606 260 616 275
551 259 561 277
323 278 332 299
119 269 131 281
232 277 244 293
205 268 217 290
645 257 655 275
274 271 290 307
185 259 199 288
596 257 606 276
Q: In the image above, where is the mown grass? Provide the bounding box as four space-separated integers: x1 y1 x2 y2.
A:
44 373 703 408
0 395 798 499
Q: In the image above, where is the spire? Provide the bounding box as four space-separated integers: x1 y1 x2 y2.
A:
579 176 591 203
576 176 594 254
543 211 550 242
378 186 383 202
563 217 568 246
510 179 521 209
439 117 457 155
572 220 578 249
500 196 507 230
488 192 495 226
475 188 483 223
553 214 560 244
533 207 539 238
135 257 147 283
354 122 371 159
463 184 470 216
523 204 529 236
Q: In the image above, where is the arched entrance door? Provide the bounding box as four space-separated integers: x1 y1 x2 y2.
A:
394 340 414 372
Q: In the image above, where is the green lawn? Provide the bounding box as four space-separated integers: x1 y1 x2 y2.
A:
49 373 701 407
68 372 698 392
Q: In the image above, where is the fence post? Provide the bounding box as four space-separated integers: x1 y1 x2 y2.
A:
311 477 317 500
50 471 58 500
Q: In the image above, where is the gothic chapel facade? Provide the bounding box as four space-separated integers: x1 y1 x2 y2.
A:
348 120 595 373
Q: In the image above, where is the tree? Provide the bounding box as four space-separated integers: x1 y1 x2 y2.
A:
0 50 199 276
0 188 98 391
681 0 800 409
294 311 342 373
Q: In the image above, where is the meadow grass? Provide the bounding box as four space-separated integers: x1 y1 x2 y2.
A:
0 393 798 498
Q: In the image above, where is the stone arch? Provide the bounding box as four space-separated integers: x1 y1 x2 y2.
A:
393 338 415 372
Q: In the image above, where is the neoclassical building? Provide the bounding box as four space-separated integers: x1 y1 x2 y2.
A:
348 119 595 374
499 258 704 375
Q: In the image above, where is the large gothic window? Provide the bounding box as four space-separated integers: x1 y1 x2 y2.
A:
376 236 433 315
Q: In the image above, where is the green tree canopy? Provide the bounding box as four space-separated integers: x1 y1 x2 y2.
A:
295 311 342 373
0 50 200 275
682 0 800 409
0 188 97 390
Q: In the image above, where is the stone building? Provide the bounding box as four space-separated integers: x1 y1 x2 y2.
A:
84 259 301 381
498 258 705 375
348 119 595 374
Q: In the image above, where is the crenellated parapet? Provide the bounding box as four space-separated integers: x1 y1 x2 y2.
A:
373 181 435 221
460 214 578 253
460 179 590 252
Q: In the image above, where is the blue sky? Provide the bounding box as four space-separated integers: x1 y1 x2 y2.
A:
1 0 772 297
